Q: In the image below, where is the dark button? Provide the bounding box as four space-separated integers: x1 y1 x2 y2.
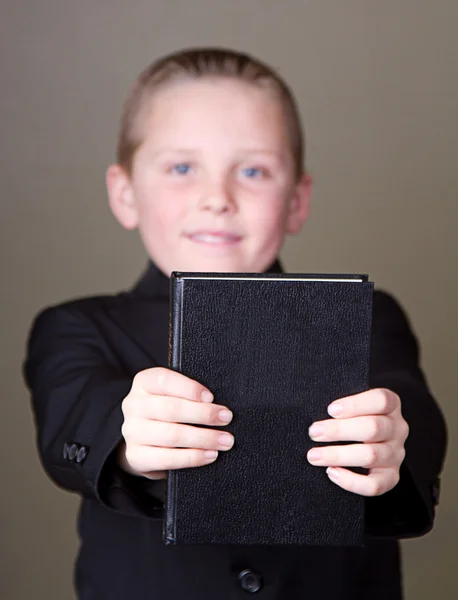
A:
76 446 88 464
68 444 79 461
238 569 262 593
63 443 70 460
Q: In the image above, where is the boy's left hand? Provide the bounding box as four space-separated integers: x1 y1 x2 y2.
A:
307 389 409 496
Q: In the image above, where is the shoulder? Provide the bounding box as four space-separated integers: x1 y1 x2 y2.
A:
26 291 132 348
37 291 127 318
373 288 404 312
34 283 139 320
372 289 414 333
370 289 422 370
24 291 140 387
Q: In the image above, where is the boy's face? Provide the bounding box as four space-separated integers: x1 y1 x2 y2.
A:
107 78 311 275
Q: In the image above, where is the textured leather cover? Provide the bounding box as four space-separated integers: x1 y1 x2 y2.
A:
164 273 373 546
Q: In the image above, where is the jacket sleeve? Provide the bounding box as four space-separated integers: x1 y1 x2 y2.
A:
365 291 447 538
23 304 164 519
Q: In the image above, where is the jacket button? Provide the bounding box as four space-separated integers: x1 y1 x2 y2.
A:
76 446 88 464
63 443 70 460
68 444 79 461
238 569 262 593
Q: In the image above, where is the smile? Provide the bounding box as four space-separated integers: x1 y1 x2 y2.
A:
186 232 242 245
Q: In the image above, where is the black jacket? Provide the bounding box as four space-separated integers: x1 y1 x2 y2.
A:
24 261 447 600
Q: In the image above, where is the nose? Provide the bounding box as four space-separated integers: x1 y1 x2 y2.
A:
198 178 235 214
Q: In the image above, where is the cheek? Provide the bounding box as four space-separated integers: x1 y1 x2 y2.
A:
141 202 180 229
246 193 289 233
135 184 184 231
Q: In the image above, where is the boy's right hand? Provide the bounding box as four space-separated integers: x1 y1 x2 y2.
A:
117 367 234 480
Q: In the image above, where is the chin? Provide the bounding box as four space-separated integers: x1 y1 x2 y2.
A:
169 261 243 274
159 253 276 275
194 261 272 274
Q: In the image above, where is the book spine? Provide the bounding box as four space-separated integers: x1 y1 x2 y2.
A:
163 277 183 545
363 282 374 391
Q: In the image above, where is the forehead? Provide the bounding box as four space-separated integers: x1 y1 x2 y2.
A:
139 77 291 150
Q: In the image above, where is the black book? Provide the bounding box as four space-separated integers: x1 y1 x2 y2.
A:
164 272 374 546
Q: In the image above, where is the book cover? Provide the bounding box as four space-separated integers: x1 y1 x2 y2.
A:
164 272 373 546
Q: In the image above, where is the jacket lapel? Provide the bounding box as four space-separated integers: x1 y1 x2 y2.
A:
107 263 171 367
107 259 285 368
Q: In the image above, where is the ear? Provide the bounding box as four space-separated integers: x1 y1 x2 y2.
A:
286 172 312 234
106 164 139 230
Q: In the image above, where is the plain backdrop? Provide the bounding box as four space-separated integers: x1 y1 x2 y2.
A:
1 1 457 598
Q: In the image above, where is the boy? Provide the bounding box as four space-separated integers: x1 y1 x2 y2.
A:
24 48 446 599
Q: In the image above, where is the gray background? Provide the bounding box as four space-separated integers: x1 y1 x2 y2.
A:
2 1 456 598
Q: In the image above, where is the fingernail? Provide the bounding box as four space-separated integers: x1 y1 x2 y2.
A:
307 448 322 463
218 409 233 423
326 467 339 481
218 433 234 448
204 450 218 459
309 424 324 439
201 390 214 403
328 403 342 417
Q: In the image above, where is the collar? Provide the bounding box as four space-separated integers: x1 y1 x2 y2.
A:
131 258 285 299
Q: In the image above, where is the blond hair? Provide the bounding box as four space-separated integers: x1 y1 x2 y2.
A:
117 47 305 178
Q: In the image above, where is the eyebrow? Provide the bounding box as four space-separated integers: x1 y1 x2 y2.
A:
150 148 286 160
151 148 199 157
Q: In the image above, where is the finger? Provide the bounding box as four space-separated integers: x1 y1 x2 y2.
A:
325 466 400 496
132 420 235 451
309 415 394 443
327 389 400 419
131 394 233 426
134 367 214 403
142 470 168 481
307 442 397 469
126 445 220 474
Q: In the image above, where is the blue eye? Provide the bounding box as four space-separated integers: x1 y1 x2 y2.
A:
172 163 191 175
242 167 263 179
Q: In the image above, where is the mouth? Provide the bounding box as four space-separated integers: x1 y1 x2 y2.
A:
185 231 243 246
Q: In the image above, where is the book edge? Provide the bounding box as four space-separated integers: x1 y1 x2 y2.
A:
163 276 183 545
